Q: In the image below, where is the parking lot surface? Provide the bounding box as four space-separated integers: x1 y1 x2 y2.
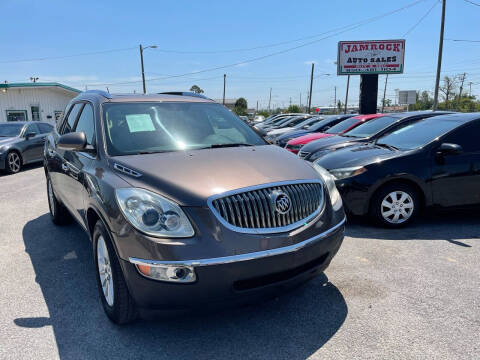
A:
1 165 479 360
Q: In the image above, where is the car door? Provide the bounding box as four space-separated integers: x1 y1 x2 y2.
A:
431 120 480 207
61 102 96 225
21 123 45 163
51 103 84 210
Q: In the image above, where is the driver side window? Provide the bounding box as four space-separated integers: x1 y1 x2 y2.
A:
61 103 84 135
25 123 39 136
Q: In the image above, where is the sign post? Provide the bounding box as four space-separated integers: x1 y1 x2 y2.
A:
337 40 405 114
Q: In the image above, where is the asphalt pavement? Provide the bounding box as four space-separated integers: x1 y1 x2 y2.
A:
0 165 479 359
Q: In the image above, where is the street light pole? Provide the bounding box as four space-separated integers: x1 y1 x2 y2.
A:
344 75 350 114
433 0 446 111
139 44 157 94
308 63 314 113
222 74 226 105
381 74 389 113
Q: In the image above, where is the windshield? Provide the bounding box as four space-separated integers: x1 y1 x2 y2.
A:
0 123 24 137
282 117 309 128
376 118 463 150
103 102 266 156
295 117 320 129
345 116 399 138
325 118 359 134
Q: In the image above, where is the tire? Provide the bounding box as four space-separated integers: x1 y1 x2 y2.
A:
47 176 72 225
93 220 137 324
369 183 420 228
6 151 22 174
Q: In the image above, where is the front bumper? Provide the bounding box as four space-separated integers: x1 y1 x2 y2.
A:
119 217 345 311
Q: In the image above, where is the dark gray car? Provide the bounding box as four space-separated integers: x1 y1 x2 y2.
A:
0 121 53 174
43 90 345 324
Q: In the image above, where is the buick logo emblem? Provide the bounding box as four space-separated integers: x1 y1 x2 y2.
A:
272 190 291 214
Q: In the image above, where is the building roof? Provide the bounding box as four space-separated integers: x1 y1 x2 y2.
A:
0 82 81 94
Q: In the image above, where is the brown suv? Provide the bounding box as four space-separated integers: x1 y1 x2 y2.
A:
43 90 345 324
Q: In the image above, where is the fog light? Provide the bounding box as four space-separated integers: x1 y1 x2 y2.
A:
131 259 196 283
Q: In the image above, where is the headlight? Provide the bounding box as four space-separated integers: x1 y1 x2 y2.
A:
312 163 342 211
329 166 367 180
115 188 194 238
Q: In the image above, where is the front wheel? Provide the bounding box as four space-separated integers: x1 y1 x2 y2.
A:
6 151 21 174
369 183 420 228
93 220 137 324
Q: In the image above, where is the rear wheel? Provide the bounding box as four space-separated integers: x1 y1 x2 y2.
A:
93 221 137 324
47 176 71 225
369 183 420 228
6 151 21 174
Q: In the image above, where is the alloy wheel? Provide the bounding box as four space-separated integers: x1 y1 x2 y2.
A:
97 236 114 306
380 191 414 224
7 152 20 173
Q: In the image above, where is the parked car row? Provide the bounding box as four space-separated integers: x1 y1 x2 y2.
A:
261 110 480 228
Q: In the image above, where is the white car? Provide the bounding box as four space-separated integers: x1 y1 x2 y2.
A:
253 115 265 123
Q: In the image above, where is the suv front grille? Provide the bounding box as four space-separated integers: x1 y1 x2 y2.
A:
298 151 310 159
209 181 324 233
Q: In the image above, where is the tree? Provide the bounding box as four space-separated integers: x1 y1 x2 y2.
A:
189 85 204 94
287 104 301 113
234 97 248 116
439 76 458 109
337 100 344 113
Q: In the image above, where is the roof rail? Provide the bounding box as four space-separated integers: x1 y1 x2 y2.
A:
158 91 210 100
83 90 113 99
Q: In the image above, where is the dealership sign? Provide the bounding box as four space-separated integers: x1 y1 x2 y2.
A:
337 40 405 75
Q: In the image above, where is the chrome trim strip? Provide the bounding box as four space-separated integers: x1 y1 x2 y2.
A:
129 216 345 268
206 179 325 234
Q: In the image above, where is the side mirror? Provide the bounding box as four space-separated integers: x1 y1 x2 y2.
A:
25 132 36 140
438 143 463 156
57 132 87 151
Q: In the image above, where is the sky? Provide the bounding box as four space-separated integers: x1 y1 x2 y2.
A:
1 0 480 109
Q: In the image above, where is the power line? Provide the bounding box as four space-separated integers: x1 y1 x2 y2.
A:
88 0 429 87
402 0 439 37
0 47 137 64
445 39 480 43
464 0 480 6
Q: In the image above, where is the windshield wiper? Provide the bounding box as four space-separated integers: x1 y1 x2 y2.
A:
208 143 254 149
376 143 399 151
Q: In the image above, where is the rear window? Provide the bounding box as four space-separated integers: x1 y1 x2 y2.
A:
325 118 359 134
345 116 398 138
103 102 266 156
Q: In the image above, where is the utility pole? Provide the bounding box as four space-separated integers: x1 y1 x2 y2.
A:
256 100 258 112
139 44 157 94
139 45 146 94
300 92 302 108
468 82 473 97
344 75 350 114
268 88 272 112
222 74 226 105
308 63 315 113
457 72 466 110
334 86 337 114
433 0 446 111
381 74 389 113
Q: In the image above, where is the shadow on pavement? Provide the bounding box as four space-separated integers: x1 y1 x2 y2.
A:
16 214 348 360
346 209 480 246
0 162 43 177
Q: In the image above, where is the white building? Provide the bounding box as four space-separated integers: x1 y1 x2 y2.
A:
0 82 80 124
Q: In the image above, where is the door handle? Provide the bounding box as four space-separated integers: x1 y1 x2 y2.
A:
61 163 69 172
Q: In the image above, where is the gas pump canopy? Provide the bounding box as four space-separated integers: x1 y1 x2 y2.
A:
337 39 405 75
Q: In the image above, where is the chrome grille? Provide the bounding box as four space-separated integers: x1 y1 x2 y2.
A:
209 181 324 233
298 151 310 159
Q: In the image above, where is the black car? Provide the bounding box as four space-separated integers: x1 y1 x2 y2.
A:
44 90 345 324
276 114 355 148
299 111 451 162
314 113 480 227
0 121 54 174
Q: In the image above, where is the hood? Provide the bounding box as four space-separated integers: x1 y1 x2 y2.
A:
0 137 19 146
288 132 334 145
110 145 320 206
315 143 404 170
301 135 363 153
